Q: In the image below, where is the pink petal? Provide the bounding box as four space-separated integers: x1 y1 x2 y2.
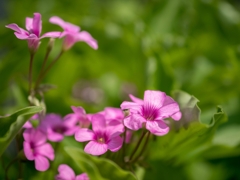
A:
23 128 46 145
71 106 86 115
76 173 89 180
104 107 124 121
129 94 144 105
35 143 54 160
63 33 77 50
6 23 23 33
41 31 61 38
123 114 145 131
49 16 80 32
56 164 76 180
120 101 141 112
31 129 47 145
25 17 33 31
159 103 180 119
14 32 30 39
84 141 108 156
171 111 182 121
75 128 94 142
107 120 124 137
77 31 98 49
32 13 42 37
64 126 78 136
108 136 123 152
47 131 64 142
35 155 50 171
23 121 32 129
23 142 34 160
144 90 166 108
146 120 169 136
91 114 107 132
40 113 62 130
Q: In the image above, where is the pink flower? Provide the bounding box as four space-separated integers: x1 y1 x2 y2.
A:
23 114 39 129
23 128 54 171
75 114 123 156
6 13 61 53
64 106 91 129
49 16 98 50
120 90 182 136
39 113 77 142
99 107 125 134
55 164 89 180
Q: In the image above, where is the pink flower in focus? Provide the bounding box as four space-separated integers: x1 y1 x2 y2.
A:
64 106 91 129
23 128 54 171
99 107 125 134
55 164 89 180
39 113 77 142
120 90 182 136
49 16 98 50
75 114 123 156
6 13 61 53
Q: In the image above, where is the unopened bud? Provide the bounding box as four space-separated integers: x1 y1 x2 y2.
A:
47 38 55 51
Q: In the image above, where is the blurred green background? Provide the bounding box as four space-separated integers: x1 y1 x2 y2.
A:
1 0 240 179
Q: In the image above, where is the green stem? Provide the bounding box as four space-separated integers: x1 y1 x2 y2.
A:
34 49 64 90
130 131 150 164
5 157 18 180
121 127 127 163
34 47 52 90
129 130 147 162
29 53 35 96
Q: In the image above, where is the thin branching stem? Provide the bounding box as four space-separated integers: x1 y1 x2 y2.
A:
29 53 35 96
130 131 150 164
34 49 64 90
129 130 147 162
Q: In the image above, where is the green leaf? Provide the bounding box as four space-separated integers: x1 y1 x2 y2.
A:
150 101 227 164
0 106 43 156
171 90 201 129
65 147 137 180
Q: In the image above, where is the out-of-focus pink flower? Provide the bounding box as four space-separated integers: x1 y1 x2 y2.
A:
39 113 77 142
99 107 125 134
121 90 182 136
6 13 61 53
49 16 98 50
75 114 123 156
64 106 91 129
23 128 54 171
55 164 89 180
23 114 39 129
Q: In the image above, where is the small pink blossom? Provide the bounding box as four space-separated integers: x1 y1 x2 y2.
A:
120 90 182 136
64 106 91 129
23 114 39 129
23 128 54 171
75 114 123 156
99 107 125 134
39 113 77 142
6 13 61 53
55 164 89 180
49 16 98 50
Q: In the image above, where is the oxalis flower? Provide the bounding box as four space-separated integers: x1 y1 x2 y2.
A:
39 113 78 142
49 16 98 51
23 128 54 171
120 90 182 136
64 106 91 129
55 164 89 180
6 13 61 53
75 114 123 156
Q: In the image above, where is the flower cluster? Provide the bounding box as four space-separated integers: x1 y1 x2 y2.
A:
6 12 98 53
5 12 182 179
